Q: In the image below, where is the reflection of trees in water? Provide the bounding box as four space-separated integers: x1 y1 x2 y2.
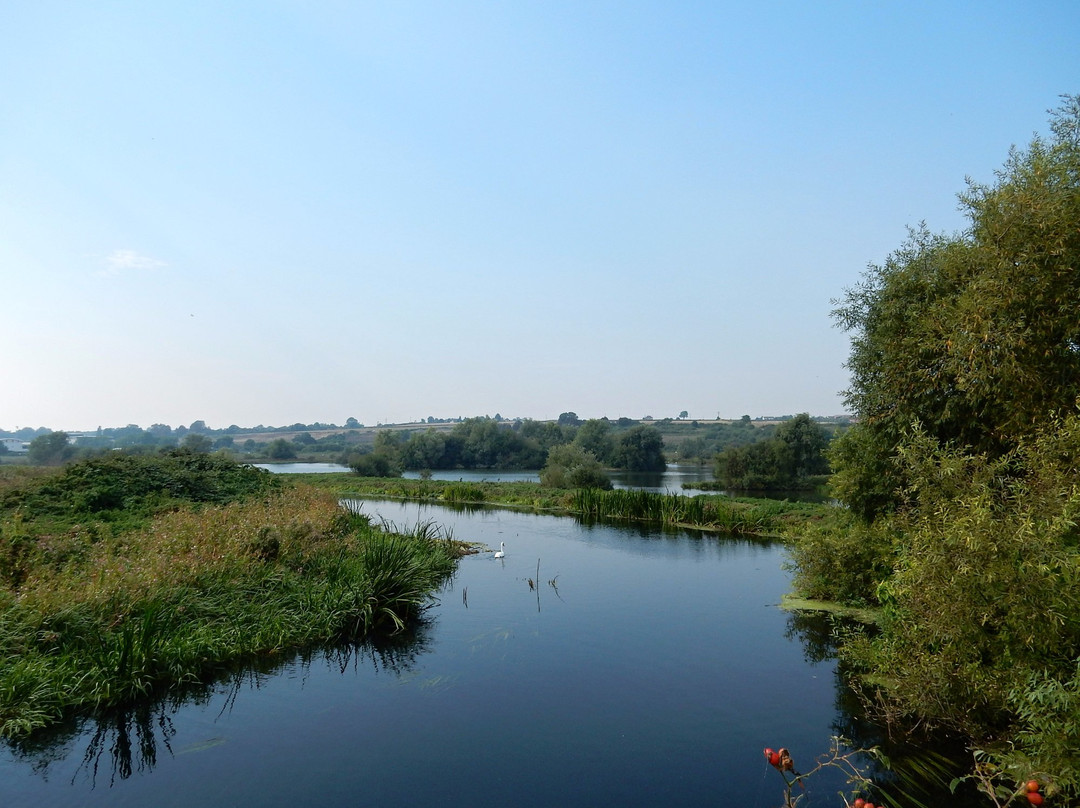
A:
784 611 984 808
784 608 842 665
4 622 434 789
577 513 774 550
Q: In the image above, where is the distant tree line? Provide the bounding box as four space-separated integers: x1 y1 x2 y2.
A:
666 416 768 463
10 414 839 489
0 419 368 446
344 417 667 480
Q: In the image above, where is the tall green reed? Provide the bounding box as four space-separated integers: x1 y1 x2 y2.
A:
569 488 775 535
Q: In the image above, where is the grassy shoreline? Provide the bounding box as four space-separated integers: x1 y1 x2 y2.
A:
0 456 460 738
295 472 832 537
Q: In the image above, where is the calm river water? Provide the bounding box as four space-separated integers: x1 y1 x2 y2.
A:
0 500 967 807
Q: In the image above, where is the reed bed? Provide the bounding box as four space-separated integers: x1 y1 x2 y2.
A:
0 485 458 738
307 476 570 512
569 488 777 535
306 475 808 536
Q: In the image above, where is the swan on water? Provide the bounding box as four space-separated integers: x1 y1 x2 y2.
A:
494 542 505 559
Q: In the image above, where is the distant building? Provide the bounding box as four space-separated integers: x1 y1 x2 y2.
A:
1 438 29 453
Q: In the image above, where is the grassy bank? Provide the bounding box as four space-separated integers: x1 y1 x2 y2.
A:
0 454 459 738
298 473 830 537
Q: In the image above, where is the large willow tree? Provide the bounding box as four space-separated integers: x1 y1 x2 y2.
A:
815 96 1080 795
832 95 1080 520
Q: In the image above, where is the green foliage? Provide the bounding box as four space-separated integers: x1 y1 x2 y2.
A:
664 419 775 463
775 414 830 476
570 488 778 535
786 511 897 606
715 414 830 490
515 419 572 452
832 97 1080 519
454 418 543 468
181 433 214 453
831 415 1080 796
612 425 665 471
1005 664 1080 796
400 429 449 469
0 452 281 588
786 98 1080 795
826 424 899 522
390 419 547 471
870 421 1080 722
265 438 297 460
540 445 611 489
2 450 278 523
440 483 488 503
572 419 615 464
715 441 789 489
347 451 401 478
27 432 74 465
0 481 457 737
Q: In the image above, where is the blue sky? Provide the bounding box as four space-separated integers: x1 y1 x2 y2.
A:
2 1 1077 431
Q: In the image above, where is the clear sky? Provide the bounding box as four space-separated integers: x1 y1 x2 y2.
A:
2 1 1077 431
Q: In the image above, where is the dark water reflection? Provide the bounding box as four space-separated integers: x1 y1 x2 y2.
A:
783 611 985 807
1 502 973 807
5 630 432 794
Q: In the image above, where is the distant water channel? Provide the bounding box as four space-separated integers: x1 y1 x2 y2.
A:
256 462 717 494
0 501 968 807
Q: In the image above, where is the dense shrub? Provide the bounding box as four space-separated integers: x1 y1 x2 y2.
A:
347 451 401 478
540 445 611 489
715 414 830 490
2 450 279 522
786 512 896 605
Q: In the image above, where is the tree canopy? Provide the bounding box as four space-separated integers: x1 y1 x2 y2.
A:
612 425 666 471
714 414 829 490
539 445 611 489
796 96 1080 794
831 95 1080 520
27 432 74 465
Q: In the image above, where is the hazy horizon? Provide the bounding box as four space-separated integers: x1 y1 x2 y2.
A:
2 409 855 436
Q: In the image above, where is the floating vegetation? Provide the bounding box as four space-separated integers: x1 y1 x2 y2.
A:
779 594 881 625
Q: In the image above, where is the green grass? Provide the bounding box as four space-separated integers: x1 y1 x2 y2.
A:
569 488 789 535
299 473 827 537
0 454 460 738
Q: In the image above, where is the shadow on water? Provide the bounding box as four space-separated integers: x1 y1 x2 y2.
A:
4 624 435 791
784 610 986 808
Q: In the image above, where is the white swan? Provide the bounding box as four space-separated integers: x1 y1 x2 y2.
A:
494 541 505 559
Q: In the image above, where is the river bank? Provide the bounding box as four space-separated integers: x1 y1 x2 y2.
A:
0 454 459 738
295 473 832 537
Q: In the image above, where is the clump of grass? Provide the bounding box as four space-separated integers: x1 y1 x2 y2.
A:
440 483 488 503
